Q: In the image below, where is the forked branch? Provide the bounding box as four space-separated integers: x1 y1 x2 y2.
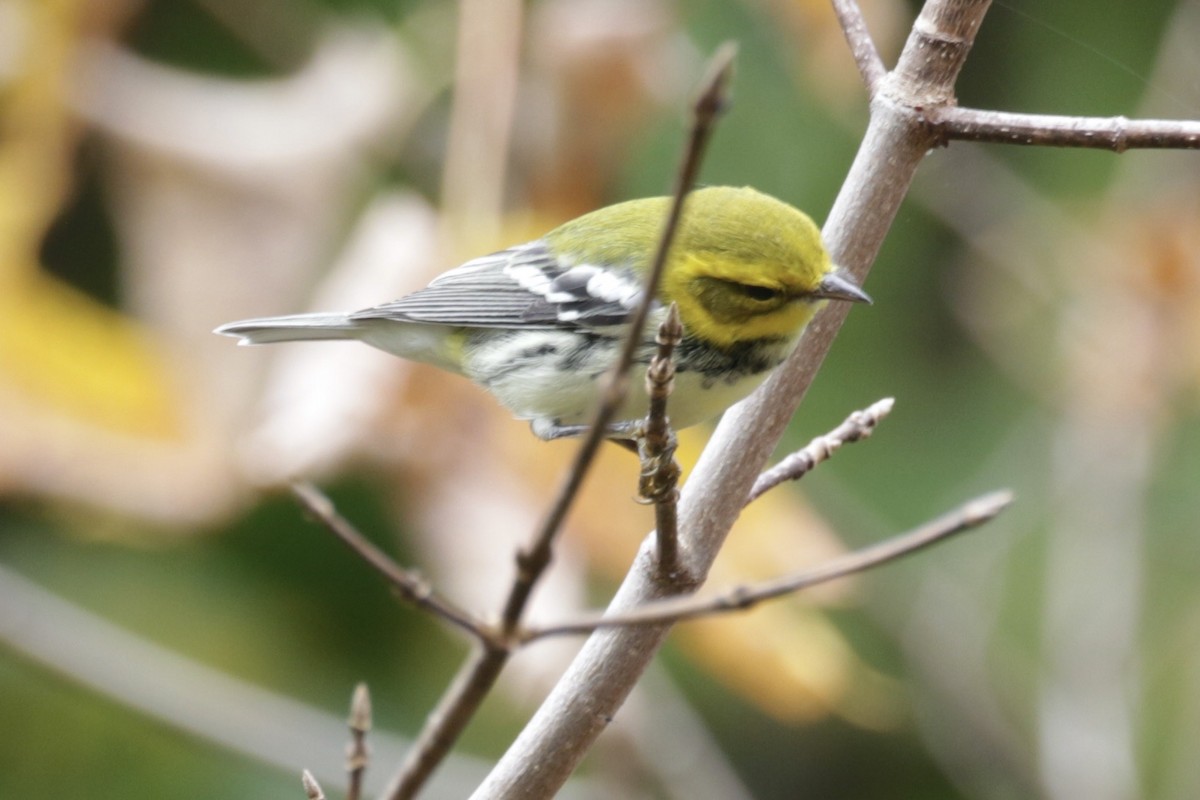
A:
291 482 491 643
749 397 894 502
383 43 739 800
522 490 1013 640
495 42 737 637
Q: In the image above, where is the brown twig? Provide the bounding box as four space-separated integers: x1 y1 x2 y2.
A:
301 770 325 800
831 0 886 93
290 482 495 645
748 397 894 502
927 106 1200 151
638 304 685 582
346 683 372 800
496 41 738 636
383 645 508 800
383 40 740 800
521 490 1013 640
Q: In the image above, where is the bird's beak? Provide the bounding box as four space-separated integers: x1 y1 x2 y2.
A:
812 270 871 304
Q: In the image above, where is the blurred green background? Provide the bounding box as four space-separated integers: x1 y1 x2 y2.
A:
2 0 1199 797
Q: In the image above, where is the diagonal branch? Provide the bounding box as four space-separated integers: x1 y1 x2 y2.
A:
290 483 493 644
749 397 894 502
380 43 739 800
522 490 1013 640
831 0 886 94
383 644 509 800
496 41 737 636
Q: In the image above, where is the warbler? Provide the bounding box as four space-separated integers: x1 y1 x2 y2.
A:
215 186 869 441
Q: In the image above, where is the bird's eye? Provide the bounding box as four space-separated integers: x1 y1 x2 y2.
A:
737 283 783 302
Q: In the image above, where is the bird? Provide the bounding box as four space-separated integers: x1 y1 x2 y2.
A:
215 185 869 441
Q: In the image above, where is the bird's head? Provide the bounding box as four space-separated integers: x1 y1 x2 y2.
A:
661 186 870 348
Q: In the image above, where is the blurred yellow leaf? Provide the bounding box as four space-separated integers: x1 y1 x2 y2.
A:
0 0 179 439
0 271 180 437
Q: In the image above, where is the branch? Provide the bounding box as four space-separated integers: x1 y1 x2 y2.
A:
523 490 1013 639
290 483 493 644
831 0 886 94
638 304 685 582
748 397 894 502
495 42 737 637
836 1 1200 151
383 645 508 800
929 106 1200 151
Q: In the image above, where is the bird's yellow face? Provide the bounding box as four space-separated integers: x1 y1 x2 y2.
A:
667 255 829 347
660 187 837 348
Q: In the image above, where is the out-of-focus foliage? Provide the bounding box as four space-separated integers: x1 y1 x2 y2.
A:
1 0 1198 798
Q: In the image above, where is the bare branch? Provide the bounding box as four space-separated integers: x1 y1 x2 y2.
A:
383 645 508 800
638 304 685 582
290 482 493 644
382 41 738 800
523 490 1013 640
346 683 371 800
496 41 737 635
929 106 1200 151
831 0 886 93
748 397 894 502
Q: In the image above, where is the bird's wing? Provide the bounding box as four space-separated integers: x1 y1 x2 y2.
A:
350 241 654 329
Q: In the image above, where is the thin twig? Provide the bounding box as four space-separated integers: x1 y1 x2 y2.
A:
301 770 326 800
383 644 508 800
522 490 1013 640
384 45 738 800
346 683 372 800
928 106 1200 151
748 398 894 502
638 304 684 581
496 41 738 636
831 0 886 93
290 482 494 645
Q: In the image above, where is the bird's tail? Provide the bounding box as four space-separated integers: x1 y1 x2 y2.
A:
214 312 364 345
